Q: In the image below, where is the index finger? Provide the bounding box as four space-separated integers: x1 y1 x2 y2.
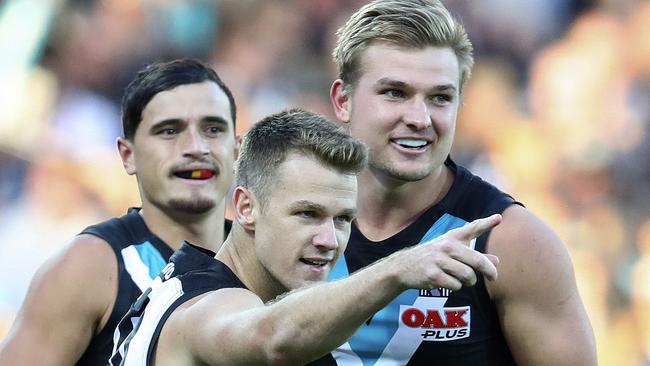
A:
453 214 502 242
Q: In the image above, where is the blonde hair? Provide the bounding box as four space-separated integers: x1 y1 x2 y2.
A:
333 0 474 93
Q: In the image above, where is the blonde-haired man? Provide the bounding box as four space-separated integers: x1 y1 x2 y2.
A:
327 0 596 365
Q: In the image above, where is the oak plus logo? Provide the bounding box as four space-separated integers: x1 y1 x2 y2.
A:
399 289 470 341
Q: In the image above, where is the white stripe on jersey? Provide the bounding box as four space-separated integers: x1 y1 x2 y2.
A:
331 297 448 365
116 277 184 366
121 245 156 292
374 296 448 365
111 276 164 361
331 342 364 366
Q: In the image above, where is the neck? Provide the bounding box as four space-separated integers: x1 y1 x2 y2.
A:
355 165 454 241
217 225 286 303
139 200 226 252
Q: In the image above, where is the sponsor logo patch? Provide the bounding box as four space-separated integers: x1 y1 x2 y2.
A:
399 302 471 341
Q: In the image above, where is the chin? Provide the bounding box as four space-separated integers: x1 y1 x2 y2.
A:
168 198 215 214
372 160 433 182
383 167 431 182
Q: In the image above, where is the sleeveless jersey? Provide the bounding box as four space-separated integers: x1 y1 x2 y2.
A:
109 242 246 366
75 209 232 366
321 158 521 365
76 208 174 366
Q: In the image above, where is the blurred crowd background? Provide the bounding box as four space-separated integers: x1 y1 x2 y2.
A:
0 0 649 364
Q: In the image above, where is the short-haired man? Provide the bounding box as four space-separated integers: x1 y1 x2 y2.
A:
327 0 596 365
109 108 502 366
0 59 238 365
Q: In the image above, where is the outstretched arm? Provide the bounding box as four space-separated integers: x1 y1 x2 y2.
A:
0 235 117 366
166 214 502 365
487 205 596 365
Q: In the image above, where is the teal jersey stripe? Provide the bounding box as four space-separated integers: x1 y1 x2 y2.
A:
133 241 167 280
421 213 468 242
329 213 469 365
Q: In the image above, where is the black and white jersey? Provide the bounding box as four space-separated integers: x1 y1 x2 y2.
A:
75 209 231 366
109 242 246 366
77 208 174 366
318 158 521 366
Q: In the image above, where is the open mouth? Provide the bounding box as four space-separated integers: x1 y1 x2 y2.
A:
173 169 216 180
300 258 329 267
392 138 431 149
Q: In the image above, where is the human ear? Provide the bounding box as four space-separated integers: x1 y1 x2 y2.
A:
117 137 136 175
233 186 256 231
330 79 351 124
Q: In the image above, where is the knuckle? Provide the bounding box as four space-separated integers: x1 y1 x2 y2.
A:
470 255 485 269
428 267 444 282
461 267 475 281
427 269 450 288
431 252 446 264
438 241 454 253
462 273 477 287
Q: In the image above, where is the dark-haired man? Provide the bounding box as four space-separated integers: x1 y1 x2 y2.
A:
0 59 238 366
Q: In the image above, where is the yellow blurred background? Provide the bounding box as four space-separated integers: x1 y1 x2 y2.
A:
0 1 648 364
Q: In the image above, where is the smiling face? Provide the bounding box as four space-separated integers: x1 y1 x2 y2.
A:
118 81 237 216
251 153 358 291
332 44 461 184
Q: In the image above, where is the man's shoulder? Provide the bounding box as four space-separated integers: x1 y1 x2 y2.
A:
110 264 252 366
442 162 521 221
78 209 168 257
17 234 119 335
451 162 513 200
169 248 246 295
51 235 118 288
80 209 141 240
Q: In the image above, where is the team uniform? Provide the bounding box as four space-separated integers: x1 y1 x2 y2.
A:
75 208 231 366
109 242 246 366
76 208 174 366
320 158 521 366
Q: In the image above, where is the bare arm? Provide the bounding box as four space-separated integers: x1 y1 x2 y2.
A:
164 215 502 366
0 235 117 366
487 205 597 365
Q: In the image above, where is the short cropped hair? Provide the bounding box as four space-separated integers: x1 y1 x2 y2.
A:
236 108 367 208
121 59 236 140
333 0 474 94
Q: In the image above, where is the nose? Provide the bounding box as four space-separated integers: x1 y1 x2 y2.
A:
181 128 210 158
403 98 431 130
312 219 339 251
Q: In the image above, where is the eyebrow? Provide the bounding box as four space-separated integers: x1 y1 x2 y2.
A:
435 84 458 93
149 118 181 132
290 200 326 212
375 78 409 89
149 116 231 131
202 116 231 127
290 200 357 217
375 77 457 93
